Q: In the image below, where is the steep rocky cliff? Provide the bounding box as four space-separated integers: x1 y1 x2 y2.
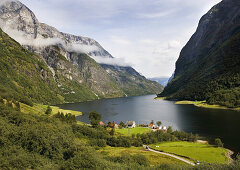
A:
161 0 240 107
0 0 163 103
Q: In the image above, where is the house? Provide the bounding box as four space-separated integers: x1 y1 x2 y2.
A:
114 124 119 129
99 121 104 127
108 123 115 128
148 124 155 129
126 121 136 128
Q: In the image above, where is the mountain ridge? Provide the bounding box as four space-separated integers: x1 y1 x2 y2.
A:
0 0 163 104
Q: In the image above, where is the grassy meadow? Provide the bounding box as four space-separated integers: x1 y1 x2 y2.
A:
175 101 240 111
150 141 229 164
99 146 188 166
20 103 82 116
116 127 151 136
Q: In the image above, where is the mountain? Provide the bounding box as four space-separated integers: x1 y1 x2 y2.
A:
0 28 66 105
149 77 169 87
160 0 240 108
101 64 162 96
0 0 163 104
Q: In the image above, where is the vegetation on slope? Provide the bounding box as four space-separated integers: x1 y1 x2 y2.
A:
0 28 125 105
101 64 163 96
161 31 240 108
0 28 64 105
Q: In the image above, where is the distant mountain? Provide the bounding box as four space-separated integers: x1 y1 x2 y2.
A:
149 77 169 87
0 0 163 104
160 0 240 108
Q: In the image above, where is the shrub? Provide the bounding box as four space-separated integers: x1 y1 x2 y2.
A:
45 106 52 115
215 138 223 147
19 97 34 107
89 139 107 147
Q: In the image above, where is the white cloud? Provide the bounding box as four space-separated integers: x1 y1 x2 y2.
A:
168 41 181 49
92 56 132 67
139 39 160 45
110 36 132 45
138 10 175 19
67 43 100 54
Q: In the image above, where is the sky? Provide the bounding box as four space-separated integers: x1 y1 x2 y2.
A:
19 0 222 78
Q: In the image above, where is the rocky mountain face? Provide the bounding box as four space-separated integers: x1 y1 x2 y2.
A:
161 0 240 107
101 64 162 96
0 0 163 103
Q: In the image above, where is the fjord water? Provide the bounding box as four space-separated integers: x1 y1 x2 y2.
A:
58 95 240 154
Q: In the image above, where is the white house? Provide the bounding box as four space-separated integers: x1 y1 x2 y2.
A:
126 121 136 128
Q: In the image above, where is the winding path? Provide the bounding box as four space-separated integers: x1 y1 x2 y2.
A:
144 146 196 166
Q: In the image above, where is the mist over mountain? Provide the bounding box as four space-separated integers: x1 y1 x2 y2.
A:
0 0 163 103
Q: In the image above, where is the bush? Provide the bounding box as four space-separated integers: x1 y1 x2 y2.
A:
215 138 223 147
19 97 34 107
108 154 149 167
89 111 101 128
55 112 76 123
89 139 107 147
45 106 52 115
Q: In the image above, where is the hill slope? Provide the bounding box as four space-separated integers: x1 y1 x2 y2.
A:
160 0 240 108
0 28 65 104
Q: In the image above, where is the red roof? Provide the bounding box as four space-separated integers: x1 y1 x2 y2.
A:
148 124 154 127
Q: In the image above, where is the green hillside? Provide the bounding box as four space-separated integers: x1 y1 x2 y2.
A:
162 31 240 108
160 0 240 108
0 28 64 105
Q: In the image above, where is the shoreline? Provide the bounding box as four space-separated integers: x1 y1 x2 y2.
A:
175 101 240 111
155 98 240 111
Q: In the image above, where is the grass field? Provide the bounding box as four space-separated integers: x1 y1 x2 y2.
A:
175 101 240 111
20 103 82 116
154 97 167 100
99 146 188 166
116 127 151 136
150 141 229 164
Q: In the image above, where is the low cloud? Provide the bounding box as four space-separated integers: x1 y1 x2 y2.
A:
92 56 132 67
0 19 100 54
138 10 175 19
0 18 129 67
67 43 100 54
0 19 64 47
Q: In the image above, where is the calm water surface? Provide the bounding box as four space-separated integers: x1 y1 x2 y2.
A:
58 95 240 154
